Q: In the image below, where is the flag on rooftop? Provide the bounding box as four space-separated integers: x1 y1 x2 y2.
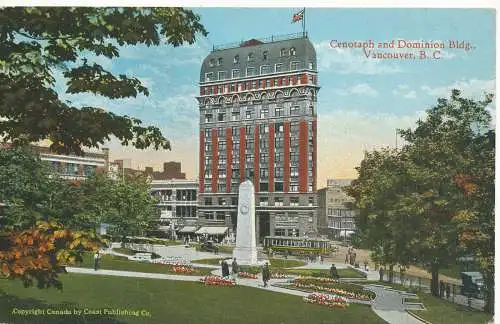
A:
292 9 305 23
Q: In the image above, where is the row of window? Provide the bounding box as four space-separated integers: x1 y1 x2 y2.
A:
205 62 315 82
50 161 97 176
203 122 313 138
204 106 314 123
202 182 314 193
209 47 299 68
203 196 315 206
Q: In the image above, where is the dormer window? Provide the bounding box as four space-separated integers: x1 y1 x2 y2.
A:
290 47 296 56
209 59 215 67
247 53 255 61
280 48 288 57
260 65 272 75
218 71 227 80
217 58 223 66
290 61 301 71
263 51 269 60
234 55 239 64
205 72 214 82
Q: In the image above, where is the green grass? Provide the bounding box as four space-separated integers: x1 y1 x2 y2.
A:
268 258 306 268
363 281 492 324
0 274 386 324
112 247 136 255
191 257 227 265
283 268 365 278
75 253 212 276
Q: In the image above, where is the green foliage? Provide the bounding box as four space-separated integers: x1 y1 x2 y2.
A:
0 7 207 155
346 89 494 309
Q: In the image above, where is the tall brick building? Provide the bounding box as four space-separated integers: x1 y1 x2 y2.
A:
196 33 319 242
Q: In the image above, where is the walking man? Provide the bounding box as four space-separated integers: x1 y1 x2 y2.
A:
330 264 339 282
262 262 270 287
231 258 239 279
93 251 100 271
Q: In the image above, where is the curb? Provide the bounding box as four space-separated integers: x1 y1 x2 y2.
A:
407 311 433 324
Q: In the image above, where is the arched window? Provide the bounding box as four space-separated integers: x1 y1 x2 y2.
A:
290 47 296 56
209 59 215 67
247 53 255 61
234 55 239 64
263 51 269 60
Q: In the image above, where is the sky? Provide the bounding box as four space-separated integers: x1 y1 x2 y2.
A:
54 8 496 188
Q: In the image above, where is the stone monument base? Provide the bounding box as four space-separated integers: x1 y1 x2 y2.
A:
233 246 258 266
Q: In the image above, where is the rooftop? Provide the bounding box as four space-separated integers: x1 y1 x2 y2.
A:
212 32 308 52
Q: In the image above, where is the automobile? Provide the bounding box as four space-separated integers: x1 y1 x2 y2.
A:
460 271 484 298
200 240 218 253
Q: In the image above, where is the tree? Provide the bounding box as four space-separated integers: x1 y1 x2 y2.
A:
104 174 160 239
0 7 207 155
0 146 106 288
399 89 494 310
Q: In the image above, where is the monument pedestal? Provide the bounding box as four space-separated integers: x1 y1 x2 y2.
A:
233 180 259 266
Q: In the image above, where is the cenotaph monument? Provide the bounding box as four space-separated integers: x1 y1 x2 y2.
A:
232 180 258 265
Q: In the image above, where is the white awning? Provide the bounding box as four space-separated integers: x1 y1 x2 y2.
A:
178 226 198 233
195 226 228 235
339 230 355 237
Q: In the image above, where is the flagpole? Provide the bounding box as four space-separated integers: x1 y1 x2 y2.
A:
302 7 306 37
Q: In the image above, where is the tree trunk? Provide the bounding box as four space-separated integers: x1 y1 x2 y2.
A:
430 264 439 297
484 269 494 314
389 264 394 283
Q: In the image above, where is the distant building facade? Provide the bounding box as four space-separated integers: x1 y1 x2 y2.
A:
112 160 187 180
150 179 198 233
317 179 356 240
197 33 319 242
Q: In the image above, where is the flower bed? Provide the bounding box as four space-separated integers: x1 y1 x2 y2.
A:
172 265 195 274
238 272 258 279
291 278 375 301
271 272 294 279
303 293 349 309
199 275 236 286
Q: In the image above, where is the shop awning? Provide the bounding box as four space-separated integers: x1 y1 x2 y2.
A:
178 226 198 233
195 226 228 235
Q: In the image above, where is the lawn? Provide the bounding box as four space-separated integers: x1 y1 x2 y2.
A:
75 253 212 276
191 257 228 265
0 274 386 324
283 268 365 278
363 281 492 324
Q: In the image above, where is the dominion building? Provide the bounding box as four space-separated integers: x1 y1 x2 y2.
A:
197 34 319 242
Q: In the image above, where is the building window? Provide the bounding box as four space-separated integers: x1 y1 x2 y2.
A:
218 71 227 80
218 113 225 121
263 51 269 60
275 64 283 73
217 127 225 137
245 110 253 119
290 197 299 206
259 197 269 206
231 197 238 205
275 182 284 192
232 111 240 121
290 105 300 116
266 79 271 88
280 48 288 57
274 229 285 236
246 67 255 76
204 198 212 205
232 69 240 78
216 211 225 220
261 65 272 74
260 107 269 118
308 197 314 206
290 61 301 71
260 168 268 178
218 183 226 192
205 72 214 82
308 62 314 69
205 114 213 123
204 128 211 137
275 106 284 117
217 58 223 66
290 183 299 192
247 53 255 61
260 182 269 191
274 197 284 206
218 198 227 205
290 47 296 56
209 59 215 67
234 55 240 64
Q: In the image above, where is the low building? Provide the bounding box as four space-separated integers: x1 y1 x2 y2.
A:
113 160 187 180
150 179 198 235
317 179 357 240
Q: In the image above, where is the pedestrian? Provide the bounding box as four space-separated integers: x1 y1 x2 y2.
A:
446 284 451 299
262 262 271 287
439 280 445 298
330 264 339 282
231 258 239 279
379 267 384 282
93 251 100 271
345 253 349 264
319 255 323 264
364 260 369 271
221 260 230 278
352 252 357 266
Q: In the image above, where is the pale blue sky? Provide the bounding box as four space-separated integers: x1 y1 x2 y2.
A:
56 8 496 186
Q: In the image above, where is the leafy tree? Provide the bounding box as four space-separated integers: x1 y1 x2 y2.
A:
0 7 207 155
104 174 160 239
399 89 494 310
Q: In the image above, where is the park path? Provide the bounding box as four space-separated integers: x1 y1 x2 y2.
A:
66 265 424 324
